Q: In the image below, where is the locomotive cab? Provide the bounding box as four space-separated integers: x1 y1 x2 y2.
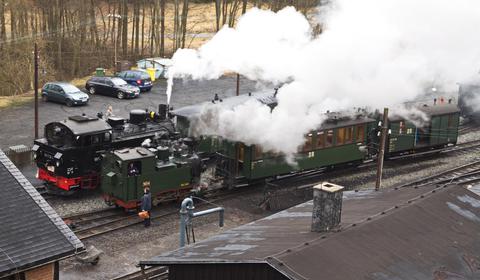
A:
34 115 113 191
101 147 196 209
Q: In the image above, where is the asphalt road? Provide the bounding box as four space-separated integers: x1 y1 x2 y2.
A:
0 76 257 150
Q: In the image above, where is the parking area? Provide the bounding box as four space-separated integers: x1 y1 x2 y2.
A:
0 76 257 150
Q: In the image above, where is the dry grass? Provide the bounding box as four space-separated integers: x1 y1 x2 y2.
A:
0 93 34 109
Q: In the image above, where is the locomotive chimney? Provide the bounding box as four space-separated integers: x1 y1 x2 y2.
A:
130 110 147 125
311 182 344 232
158 104 168 121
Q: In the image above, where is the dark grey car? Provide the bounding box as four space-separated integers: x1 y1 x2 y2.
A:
85 77 140 99
41 82 89 106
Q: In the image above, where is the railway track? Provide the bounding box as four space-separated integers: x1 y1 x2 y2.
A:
61 138 480 240
394 160 480 188
112 266 168 280
458 120 479 134
70 207 179 240
65 185 261 241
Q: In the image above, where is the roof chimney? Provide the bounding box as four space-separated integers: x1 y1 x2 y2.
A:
311 182 344 232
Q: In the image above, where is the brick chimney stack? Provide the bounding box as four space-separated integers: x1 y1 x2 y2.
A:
311 182 344 232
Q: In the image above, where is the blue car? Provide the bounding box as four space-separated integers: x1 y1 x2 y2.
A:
116 70 153 92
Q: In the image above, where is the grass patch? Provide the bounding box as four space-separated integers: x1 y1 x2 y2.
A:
0 93 34 110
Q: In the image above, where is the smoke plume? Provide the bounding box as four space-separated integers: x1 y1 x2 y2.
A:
167 0 480 156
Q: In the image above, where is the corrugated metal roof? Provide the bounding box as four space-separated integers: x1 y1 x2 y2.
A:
269 185 480 280
0 149 84 277
141 185 440 265
142 184 480 279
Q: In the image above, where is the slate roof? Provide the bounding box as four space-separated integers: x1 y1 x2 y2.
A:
142 184 480 279
0 149 84 278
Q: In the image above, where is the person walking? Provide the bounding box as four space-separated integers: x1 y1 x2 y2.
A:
141 182 152 227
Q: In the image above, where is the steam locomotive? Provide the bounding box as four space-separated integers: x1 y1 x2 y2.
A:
33 105 174 192
98 90 460 209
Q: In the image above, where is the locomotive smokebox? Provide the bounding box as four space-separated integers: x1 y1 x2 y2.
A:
130 110 147 125
158 104 168 121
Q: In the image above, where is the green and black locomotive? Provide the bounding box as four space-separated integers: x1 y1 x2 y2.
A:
99 90 459 209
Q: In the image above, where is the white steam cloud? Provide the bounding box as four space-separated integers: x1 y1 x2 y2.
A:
167 0 480 155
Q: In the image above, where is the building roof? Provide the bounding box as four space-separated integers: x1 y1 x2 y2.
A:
0 150 84 278
142 184 480 279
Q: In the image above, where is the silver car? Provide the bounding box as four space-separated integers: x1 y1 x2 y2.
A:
41 82 89 106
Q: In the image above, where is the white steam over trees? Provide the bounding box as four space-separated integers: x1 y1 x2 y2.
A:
167 0 480 156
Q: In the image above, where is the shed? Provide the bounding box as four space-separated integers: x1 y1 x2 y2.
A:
0 149 84 280
141 184 480 280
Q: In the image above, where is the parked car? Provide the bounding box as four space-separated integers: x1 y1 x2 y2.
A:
85 77 140 99
116 70 153 91
41 82 89 106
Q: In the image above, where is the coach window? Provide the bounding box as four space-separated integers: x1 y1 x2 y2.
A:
302 133 313 152
336 128 346 146
399 121 405 135
254 145 263 160
326 130 334 147
238 144 245 162
316 131 325 149
345 126 353 144
356 124 365 142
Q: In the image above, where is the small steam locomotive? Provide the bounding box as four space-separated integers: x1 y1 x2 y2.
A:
98 90 460 209
33 105 174 192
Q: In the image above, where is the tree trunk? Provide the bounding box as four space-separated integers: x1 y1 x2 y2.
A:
160 0 165 56
0 0 6 42
121 0 128 57
141 0 145 56
215 0 221 31
180 0 189 48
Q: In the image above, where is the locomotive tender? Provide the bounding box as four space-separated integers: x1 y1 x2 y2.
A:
33 107 174 191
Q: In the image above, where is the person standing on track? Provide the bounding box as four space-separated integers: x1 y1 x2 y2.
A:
141 181 152 227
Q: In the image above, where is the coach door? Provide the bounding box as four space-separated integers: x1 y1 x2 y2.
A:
415 126 431 147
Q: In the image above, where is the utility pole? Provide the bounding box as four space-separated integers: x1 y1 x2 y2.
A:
375 107 388 191
34 42 39 139
236 74 240 96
